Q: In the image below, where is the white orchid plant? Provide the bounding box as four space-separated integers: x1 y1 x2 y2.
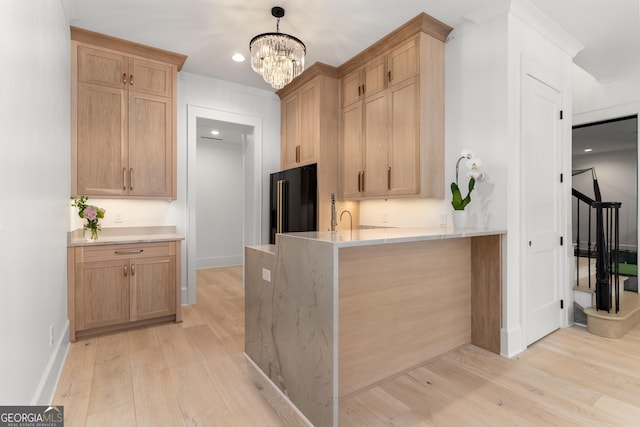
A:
451 149 483 211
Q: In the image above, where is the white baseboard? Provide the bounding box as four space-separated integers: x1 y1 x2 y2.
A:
501 325 524 358
31 320 70 405
196 255 242 269
181 286 188 306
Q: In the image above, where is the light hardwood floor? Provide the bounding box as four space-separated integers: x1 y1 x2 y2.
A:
54 267 283 427
55 266 640 426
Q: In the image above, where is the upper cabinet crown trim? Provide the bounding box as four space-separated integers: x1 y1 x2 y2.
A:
71 26 188 70
337 13 452 77
276 62 339 100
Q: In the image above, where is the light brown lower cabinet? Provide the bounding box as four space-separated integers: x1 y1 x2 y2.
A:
67 241 181 341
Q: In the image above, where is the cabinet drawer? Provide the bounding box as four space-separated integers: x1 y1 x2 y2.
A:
76 242 174 263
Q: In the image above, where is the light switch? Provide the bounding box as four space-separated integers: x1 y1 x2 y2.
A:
262 268 271 282
440 212 447 227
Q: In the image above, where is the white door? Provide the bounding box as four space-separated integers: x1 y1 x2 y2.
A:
523 72 564 345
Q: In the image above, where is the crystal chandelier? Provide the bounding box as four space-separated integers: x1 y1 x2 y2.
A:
250 7 306 89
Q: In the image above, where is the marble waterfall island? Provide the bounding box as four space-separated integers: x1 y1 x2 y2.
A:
244 227 505 426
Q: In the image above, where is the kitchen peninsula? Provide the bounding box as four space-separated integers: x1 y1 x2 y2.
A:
245 227 505 426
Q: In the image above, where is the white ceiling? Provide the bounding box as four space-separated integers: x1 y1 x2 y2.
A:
63 0 640 92
573 116 638 157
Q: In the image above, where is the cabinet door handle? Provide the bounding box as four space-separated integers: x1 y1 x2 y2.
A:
388 71 392 82
387 167 391 190
122 73 127 85
129 74 134 85
131 264 135 276
362 84 365 96
357 171 361 192
296 145 301 163
358 85 361 97
361 171 365 192
123 265 128 277
122 168 127 190
115 249 144 255
129 168 134 191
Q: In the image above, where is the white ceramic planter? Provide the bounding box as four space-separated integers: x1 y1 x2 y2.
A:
452 210 468 230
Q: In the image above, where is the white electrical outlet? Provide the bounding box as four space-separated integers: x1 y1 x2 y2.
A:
49 324 54 346
262 268 271 282
114 213 124 223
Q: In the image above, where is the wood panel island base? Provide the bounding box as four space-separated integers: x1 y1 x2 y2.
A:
244 227 505 426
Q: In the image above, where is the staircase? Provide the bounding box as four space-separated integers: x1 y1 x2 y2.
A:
573 256 640 337
573 255 595 326
572 168 640 338
584 290 640 338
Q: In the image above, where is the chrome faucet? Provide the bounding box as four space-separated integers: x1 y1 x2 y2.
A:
340 210 353 233
331 193 337 231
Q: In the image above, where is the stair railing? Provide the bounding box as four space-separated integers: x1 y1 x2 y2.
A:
572 168 622 313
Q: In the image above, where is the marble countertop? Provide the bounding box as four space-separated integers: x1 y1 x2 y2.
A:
246 244 277 254
68 226 184 247
279 227 506 248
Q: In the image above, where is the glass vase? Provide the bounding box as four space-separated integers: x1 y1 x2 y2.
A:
84 225 100 241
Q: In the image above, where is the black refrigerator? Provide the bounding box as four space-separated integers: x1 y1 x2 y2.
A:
269 164 318 244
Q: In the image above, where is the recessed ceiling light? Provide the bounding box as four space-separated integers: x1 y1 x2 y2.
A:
584 148 593 152
232 53 245 62
210 130 220 136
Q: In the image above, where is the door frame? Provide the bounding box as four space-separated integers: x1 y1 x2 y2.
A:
573 105 640 317
186 105 263 304
519 58 570 346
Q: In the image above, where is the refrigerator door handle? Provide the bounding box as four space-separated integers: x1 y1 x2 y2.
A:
276 179 287 234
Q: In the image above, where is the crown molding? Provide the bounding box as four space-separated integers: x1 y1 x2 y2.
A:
463 0 584 58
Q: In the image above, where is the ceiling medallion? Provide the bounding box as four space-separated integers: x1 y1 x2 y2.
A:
249 6 306 89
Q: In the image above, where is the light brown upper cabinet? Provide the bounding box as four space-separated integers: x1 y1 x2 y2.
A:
341 38 417 109
280 80 320 169
356 76 420 197
341 55 387 109
71 27 187 200
277 63 360 232
77 46 173 97
338 15 452 200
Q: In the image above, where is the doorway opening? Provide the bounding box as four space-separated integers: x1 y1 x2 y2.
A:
196 118 251 269
186 106 263 305
571 115 638 322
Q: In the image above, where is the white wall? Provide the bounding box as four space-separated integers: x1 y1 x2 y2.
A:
573 67 640 117
196 138 244 268
573 148 638 251
0 0 71 404
177 73 281 243
69 199 177 229
179 73 280 303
